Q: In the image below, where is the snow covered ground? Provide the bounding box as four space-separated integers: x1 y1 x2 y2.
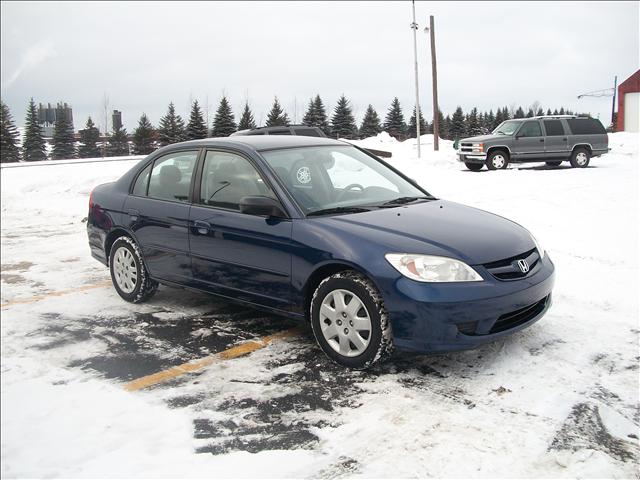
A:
1 133 638 478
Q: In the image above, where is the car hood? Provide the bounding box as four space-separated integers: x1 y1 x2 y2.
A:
319 200 534 265
461 134 506 143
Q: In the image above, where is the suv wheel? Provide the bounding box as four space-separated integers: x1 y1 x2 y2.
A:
486 151 509 170
310 271 393 369
109 236 158 303
570 148 590 168
546 161 562 167
464 162 484 171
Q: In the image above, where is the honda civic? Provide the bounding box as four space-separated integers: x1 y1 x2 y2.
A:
87 136 555 368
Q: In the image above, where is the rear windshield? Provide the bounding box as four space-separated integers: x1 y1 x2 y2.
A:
566 119 606 135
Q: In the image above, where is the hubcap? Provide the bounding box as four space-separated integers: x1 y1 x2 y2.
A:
576 152 588 166
492 155 505 169
319 289 372 357
113 246 138 293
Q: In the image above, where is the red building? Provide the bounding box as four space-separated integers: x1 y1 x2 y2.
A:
617 69 640 132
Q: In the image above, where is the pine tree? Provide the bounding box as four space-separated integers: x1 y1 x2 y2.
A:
559 107 566 115
486 110 496 132
157 102 186 146
22 99 47 161
514 106 525 119
553 109 559 115
359 104 382 139
536 108 544 117
302 98 317 126
51 103 76 160
330 95 357 139
237 102 257 130
108 124 129 156
78 117 101 158
133 114 156 155
211 96 237 137
466 107 482 136
546 108 552 116
408 105 428 139
449 106 466 139
313 95 330 135
383 97 407 139
186 100 207 140
494 108 504 129
442 114 452 140
526 108 534 118
1 101 21 163
265 97 290 127
502 107 511 120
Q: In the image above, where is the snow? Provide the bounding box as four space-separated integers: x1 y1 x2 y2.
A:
1 133 639 477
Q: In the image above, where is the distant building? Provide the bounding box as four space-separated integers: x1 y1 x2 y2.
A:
37 102 74 137
617 70 639 132
112 110 122 131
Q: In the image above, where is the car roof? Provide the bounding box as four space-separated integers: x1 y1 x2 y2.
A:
174 135 346 152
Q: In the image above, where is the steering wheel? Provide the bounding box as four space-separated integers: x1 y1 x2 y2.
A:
336 183 365 202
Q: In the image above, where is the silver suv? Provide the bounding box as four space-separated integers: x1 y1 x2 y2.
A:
457 115 609 171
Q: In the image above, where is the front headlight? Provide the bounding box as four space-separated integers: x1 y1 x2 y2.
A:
471 142 484 152
385 253 483 282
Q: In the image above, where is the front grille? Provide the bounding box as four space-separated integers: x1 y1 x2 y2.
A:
460 142 474 153
483 248 540 280
489 296 549 334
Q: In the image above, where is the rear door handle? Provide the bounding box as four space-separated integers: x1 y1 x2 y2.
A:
127 209 140 220
194 220 210 235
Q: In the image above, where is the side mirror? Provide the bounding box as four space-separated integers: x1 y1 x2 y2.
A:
239 196 287 218
515 133 523 139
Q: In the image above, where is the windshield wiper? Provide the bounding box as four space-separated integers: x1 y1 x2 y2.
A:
378 196 433 207
307 206 372 217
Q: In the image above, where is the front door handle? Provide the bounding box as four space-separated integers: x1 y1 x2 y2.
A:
128 209 140 220
194 220 210 235
562 137 567 141
539 138 545 142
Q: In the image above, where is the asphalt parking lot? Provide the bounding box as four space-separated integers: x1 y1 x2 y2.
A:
1 154 638 477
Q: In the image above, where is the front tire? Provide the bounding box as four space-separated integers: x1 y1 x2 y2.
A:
570 148 590 168
486 150 509 170
109 236 158 303
465 162 484 171
310 271 393 369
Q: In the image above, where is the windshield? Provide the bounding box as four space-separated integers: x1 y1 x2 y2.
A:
493 120 522 135
260 145 431 215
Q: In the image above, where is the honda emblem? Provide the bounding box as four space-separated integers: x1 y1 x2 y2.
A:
517 259 530 274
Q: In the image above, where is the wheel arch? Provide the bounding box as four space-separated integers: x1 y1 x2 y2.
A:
486 145 511 159
104 227 137 265
302 261 379 321
571 143 592 154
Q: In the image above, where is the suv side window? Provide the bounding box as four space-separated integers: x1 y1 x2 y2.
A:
518 121 542 137
566 119 606 135
294 127 322 137
200 151 276 211
268 128 292 136
147 151 198 203
543 120 565 136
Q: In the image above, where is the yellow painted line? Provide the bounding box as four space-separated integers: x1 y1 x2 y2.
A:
124 327 303 392
0 280 112 309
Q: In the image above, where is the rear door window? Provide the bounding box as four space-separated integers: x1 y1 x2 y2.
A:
543 120 565 136
147 151 198 203
132 164 152 196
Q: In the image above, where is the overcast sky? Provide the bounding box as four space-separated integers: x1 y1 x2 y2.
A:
1 1 638 132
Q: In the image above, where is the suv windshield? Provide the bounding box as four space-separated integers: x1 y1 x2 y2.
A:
493 120 522 135
260 145 431 215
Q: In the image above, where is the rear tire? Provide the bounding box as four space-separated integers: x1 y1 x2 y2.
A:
570 148 590 168
465 162 484 171
109 236 158 303
486 150 509 170
310 271 393 369
545 161 562 167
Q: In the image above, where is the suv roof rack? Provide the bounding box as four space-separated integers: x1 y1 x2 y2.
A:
531 115 577 119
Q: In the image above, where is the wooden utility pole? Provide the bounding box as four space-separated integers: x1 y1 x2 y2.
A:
411 0 421 158
611 75 617 129
429 15 439 151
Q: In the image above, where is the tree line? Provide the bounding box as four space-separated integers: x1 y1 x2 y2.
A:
0 96 576 162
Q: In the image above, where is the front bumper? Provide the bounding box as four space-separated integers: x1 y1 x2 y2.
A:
384 254 556 353
457 152 487 163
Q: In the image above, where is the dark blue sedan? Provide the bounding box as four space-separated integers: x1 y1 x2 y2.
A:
87 136 555 368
